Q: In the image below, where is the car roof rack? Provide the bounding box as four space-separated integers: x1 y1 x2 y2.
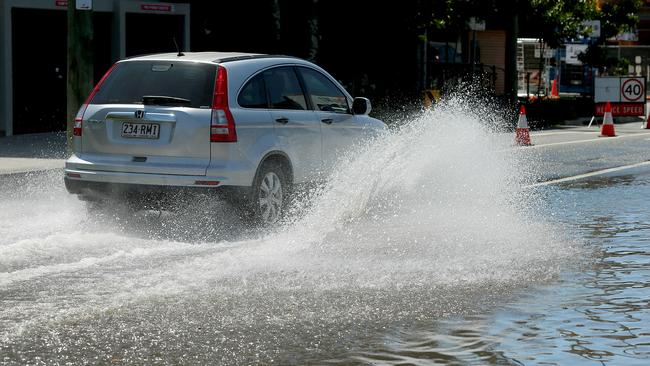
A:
216 54 298 63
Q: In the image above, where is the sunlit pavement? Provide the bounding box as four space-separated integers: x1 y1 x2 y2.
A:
0 132 66 174
515 120 650 184
0 157 65 174
531 119 650 145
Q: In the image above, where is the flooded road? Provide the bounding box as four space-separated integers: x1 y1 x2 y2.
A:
1 103 649 365
353 172 650 365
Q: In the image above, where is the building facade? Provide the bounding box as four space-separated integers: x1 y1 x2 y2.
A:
0 0 190 136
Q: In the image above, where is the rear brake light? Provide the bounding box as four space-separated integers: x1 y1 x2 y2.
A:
73 111 84 137
211 66 237 142
72 63 118 137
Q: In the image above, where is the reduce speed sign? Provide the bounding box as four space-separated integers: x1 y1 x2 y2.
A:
621 78 645 102
595 77 646 116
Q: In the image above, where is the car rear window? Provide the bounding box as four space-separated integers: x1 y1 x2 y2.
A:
263 67 308 110
238 73 268 109
91 61 216 108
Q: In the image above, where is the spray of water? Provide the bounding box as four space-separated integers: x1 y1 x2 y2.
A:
0 94 585 357
262 92 578 289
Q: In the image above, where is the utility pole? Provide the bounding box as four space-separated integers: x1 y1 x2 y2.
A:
67 1 93 150
306 0 319 62
504 0 518 103
271 0 282 53
421 30 427 90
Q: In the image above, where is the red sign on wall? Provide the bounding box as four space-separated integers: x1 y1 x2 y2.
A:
55 0 68 6
141 4 173 12
595 102 645 117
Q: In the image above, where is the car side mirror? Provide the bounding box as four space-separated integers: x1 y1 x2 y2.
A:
352 97 372 115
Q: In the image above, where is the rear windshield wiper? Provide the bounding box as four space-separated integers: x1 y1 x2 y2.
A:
142 95 191 106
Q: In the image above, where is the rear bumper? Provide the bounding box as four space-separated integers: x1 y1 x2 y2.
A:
64 166 225 187
65 153 255 187
64 169 252 203
64 176 252 205
65 176 214 195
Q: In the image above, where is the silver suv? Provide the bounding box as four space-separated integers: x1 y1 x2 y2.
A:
64 52 386 224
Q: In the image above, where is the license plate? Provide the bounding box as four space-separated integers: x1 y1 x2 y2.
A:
121 122 160 139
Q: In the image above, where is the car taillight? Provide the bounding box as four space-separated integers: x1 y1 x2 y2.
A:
73 108 85 136
211 66 237 142
73 63 117 137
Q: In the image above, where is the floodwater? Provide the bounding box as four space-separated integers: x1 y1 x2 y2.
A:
1 100 649 365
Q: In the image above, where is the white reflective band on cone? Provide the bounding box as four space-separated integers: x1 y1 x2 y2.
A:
517 113 529 129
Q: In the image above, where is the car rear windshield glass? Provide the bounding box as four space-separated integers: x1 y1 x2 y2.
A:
91 61 216 108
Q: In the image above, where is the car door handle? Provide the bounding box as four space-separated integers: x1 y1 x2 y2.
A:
275 117 289 124
321 118 333 124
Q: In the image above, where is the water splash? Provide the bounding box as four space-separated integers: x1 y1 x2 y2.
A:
0 95 585 356
271 95 579 288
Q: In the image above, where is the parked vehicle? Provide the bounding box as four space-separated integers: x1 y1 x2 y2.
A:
64 52 386 224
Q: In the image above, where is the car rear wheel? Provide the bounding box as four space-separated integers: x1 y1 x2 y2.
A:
251 161 289 225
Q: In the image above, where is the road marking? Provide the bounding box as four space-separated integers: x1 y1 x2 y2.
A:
527 160 650 188
528 131 650 148
529 136 620 147
532 130 594 136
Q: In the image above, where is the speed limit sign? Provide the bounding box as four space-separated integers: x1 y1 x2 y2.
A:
595 77 646 116
621 78 645 102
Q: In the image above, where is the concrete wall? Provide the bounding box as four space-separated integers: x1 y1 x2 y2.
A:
476 30 506 94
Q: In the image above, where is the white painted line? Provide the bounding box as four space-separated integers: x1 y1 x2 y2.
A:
497 131 650 153
531 130 593 136
527 160 650 188
497 135 620 153
528 131 650 148
529 136 620 147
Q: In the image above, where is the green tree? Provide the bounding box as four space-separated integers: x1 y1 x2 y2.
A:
579 0 643 73
520 0 598 48
598 0 643 40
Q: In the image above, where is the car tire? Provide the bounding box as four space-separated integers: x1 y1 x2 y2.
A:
249 161 290 226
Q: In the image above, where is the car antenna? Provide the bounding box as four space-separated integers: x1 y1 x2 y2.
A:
173 37 185 57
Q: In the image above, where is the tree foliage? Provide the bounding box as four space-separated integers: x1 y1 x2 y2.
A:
410 0 509 34
520 0 642 47
413 0 643 48
521 0 598 47
598 0 643 40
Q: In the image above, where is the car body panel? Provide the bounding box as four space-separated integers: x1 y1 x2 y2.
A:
79 104 212 176
269 109 322 182
317 111 360 171
64 52 386 201
211 107 274 186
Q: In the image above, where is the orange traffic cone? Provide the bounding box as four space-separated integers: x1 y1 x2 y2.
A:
550 78 559 98
644 111 650 129
515 105 532 146
600 101 616 137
